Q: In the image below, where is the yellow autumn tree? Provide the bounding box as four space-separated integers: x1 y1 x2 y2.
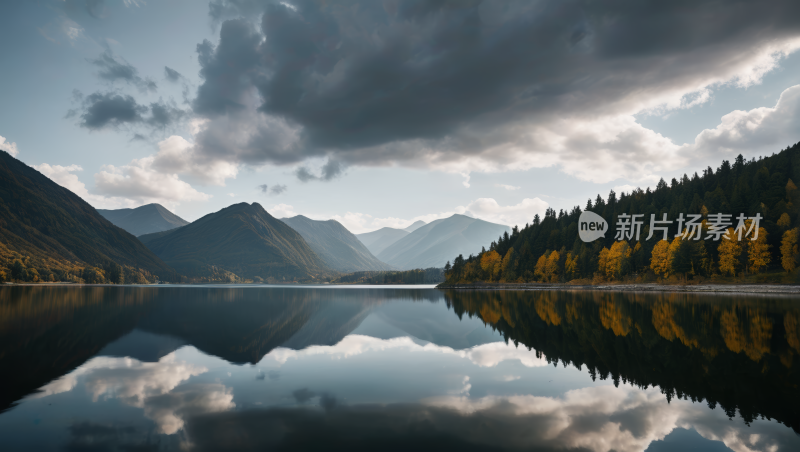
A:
747 226 770 274
781 228 799 273
650 240 671 278
545 250 560 282
718 227 741 277
480 250 502 281
604 241 631 280
534 255 547 281
597 247 610 280
778 212 791 229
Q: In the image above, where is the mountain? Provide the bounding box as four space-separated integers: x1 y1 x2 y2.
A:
140 202 333 281
377 214 511 270
355 221 429 257
97 203 189 236
356 227 410 256
0 151 175 282
404 220 427 232
280 215 393 272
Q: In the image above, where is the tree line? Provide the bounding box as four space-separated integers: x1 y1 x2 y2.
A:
444 142 800 285
333 267 444 285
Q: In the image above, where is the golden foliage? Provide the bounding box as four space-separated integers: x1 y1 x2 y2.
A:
601 241 632 280
747 227 770 274
534 293 561 326
780 228 799 273
534 255 547 281
650 240 671 278
599 299 631 336
545 251 560 282
480 250 502 281
777 212 791 229
717 228 741 276
720 309 773 362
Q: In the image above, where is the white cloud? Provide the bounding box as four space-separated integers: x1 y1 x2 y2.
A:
423 385 790 452
268 203 298 219
460 197 548 228
685 84 800 160
151 135 238 187
36 139 219 210
95 156 211 208
34 163 138 209
0 135 19 157
265 335 548 369
613 185 639 195
35 352 235 435
496 184 520 191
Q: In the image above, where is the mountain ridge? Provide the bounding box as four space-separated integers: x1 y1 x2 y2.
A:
98 203 189 236
280 215 393 272
0 151 175 282
377 214 511 270
141 202 334 282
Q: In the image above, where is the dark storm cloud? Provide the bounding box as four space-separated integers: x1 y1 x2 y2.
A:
294 160 343 182
80 92 147 129
147 101 186 128
89 51 157 92
164 66 183 82
190 0 800 170
192 19 263 116
76 92 187 131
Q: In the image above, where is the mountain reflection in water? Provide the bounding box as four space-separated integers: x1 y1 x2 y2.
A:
0 285 798 452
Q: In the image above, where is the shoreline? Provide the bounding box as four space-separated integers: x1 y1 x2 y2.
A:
436 282 800 295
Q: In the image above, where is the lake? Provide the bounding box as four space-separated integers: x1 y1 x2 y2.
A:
0 285 798 451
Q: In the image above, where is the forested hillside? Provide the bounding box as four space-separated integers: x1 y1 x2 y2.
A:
444 142 800 285
141 202 334 282
0 151 176 284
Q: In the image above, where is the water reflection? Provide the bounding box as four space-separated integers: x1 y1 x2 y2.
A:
0 285 799 451
443 290 800 434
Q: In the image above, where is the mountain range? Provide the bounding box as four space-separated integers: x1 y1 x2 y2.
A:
280 215 392 272
0 151 174 282
139 202 332 282
356 227 413 257
374 214 511 270
97 203 189 236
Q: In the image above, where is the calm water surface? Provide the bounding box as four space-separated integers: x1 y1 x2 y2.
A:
1 285 799 451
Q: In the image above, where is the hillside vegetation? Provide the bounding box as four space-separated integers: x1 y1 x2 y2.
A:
444 142 800 285
0 151 176 284
141 202 334 282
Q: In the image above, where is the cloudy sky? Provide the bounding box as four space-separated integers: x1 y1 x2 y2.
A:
2 0 800 233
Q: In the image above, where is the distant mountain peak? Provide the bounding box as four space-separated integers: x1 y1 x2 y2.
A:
97 203 189 237
376 215 510 270
403 220 427 233
281 216 393 272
